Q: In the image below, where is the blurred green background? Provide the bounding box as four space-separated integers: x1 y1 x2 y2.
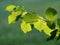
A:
0 0 60 45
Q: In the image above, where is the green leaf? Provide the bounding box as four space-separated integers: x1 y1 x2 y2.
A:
23 12 40 23
46 21 56 29
16 5 24 11
21 21 32 34
57 19 60 28
45 7 57 21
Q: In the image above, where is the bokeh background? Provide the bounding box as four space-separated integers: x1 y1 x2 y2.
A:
0 0 60 45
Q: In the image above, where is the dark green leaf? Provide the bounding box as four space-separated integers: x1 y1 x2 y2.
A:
46 7 57 16
15 15 21 21
47 29 58 41
46 21 56 29
45 7 57 21
50 29 57 34
57 19 60 28
13 8 16 12
57 34 60 40
30 24 34 28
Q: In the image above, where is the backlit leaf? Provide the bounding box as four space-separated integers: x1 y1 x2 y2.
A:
8 11 21 24
6 5 16 12
43 23 53 36
11 11 21 17
34 19 46 32
21 21 32 33
8 15 16 24
22 11 28 17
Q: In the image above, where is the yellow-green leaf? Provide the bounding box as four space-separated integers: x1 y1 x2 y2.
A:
34 19 46 31
8 15 16 24
43 23 53 36
8 11 21 24
21 21 32 33
11 11 21 17
22 11 28 17
6 5 16 11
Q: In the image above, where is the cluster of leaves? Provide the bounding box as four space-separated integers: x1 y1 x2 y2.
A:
6 5 60 41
